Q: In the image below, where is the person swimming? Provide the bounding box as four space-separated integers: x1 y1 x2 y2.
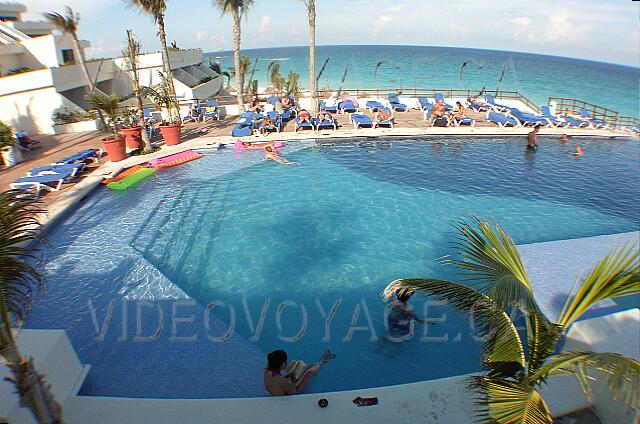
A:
265 145 299 165
561 134 569 143
573 144 584 156
527 125 540 150
386 287 429 341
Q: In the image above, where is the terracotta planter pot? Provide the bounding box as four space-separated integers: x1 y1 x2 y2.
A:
121 127 142 150
102 136 127 162
159 123 181 146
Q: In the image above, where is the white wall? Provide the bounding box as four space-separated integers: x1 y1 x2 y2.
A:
20 34 59 68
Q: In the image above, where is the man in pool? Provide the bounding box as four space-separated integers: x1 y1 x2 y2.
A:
265 145 299 165
264 350 334 396
527 125 540 150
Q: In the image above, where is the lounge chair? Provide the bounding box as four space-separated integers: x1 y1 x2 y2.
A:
314 113 337 131
11 170 76 197
53 149 101 165
203 100 220 121
540 106 585 128
418 97 432 110
337 100 358 114
387 93 407 112
231 121 254 137
434 93 454 111
365 100 386 112
452 115 476 127
373 107 394 129
578 108 607 129
350 113 373 129
319 100 338 114
486 111 518 127
261 111 283 133
507 108 551 127
294 116 314 132
484 94 511 112
27 162 85 177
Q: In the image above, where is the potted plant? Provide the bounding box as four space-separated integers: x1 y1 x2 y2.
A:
87 92 127 162
0 121 21 168
140 72 181 146
120 107 142 150
123 29 153 153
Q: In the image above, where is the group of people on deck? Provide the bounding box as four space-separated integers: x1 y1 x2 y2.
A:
430 99 468 127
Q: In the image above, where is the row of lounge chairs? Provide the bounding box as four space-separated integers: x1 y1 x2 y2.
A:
10 149 101 197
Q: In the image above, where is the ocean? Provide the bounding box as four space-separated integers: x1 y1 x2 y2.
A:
205 45 639 117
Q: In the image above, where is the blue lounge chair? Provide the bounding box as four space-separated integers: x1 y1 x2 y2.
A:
579 108 607 129
203 100 220 121
261 111 283 133
28 162 85 177
387 93 407 112
11 170 76 197
418 97 432 111
231 121 254 137
319 100 338 114
453 115 475 127
539 106 568 127
338 100 358 114
314 113 337 131
507 108 551 127
350 113 373 129
540 106 585 128
53 149 101 165
468 101 488 113
434 93 453 111
485 94 511 112
365 100 386 112
294 116 313 132
486 111 518 127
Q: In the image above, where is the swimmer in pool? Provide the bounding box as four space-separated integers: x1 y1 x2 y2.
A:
573 144 584 156
527 125 540 150
265 145 299 165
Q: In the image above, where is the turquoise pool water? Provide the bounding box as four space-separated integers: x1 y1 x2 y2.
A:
26 136 639 398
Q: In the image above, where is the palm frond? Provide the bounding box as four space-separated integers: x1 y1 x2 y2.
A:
556 243 639 329
525 313 562 375
0 191 46 330
531 351 640 408
42 6 79 34
211 0 254 17
470 375 552 424
128 0 167 21
383 279 526 372
442 216 541 314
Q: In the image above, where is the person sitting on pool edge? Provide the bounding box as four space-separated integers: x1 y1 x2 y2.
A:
527 125 540 150
264 349 334 396
265 145 299 165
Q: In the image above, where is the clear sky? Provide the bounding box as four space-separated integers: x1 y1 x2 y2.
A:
25 0 639 67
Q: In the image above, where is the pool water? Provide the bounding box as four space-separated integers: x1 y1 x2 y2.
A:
26 136 639 398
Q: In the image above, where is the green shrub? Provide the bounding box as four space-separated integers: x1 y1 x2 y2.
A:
0 121 14 148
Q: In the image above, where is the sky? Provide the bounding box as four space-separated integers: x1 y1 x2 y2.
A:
24 0 640 67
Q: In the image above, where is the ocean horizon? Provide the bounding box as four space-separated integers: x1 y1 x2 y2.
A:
205 45 639 117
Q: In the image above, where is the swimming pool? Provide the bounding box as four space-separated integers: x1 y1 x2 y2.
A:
26 136 639 399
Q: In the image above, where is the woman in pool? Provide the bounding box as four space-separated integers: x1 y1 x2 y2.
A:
387 287 428 340
264 349 334 396
265 145 299 165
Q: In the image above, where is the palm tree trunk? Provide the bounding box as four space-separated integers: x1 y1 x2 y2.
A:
0 331 64 424
232 10 244 113
134 87 152 153
307 1 317 114
72 32 107 130
156 15 180 123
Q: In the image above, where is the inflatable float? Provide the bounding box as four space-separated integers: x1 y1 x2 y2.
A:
234 139 284 150
107 167 156 190
148 149 203 169
102 164 149 184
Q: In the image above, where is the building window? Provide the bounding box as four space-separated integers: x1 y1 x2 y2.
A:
62 49 75 64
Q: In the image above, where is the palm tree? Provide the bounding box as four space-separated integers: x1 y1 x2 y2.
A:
128 0 180 122
302 0 317 114
383 216 639 424
211 0 254 113
0 191 65 424
124 30 153 153
207 59 231 87
228 55 251 100
267 62 285 96
43 6 106 130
